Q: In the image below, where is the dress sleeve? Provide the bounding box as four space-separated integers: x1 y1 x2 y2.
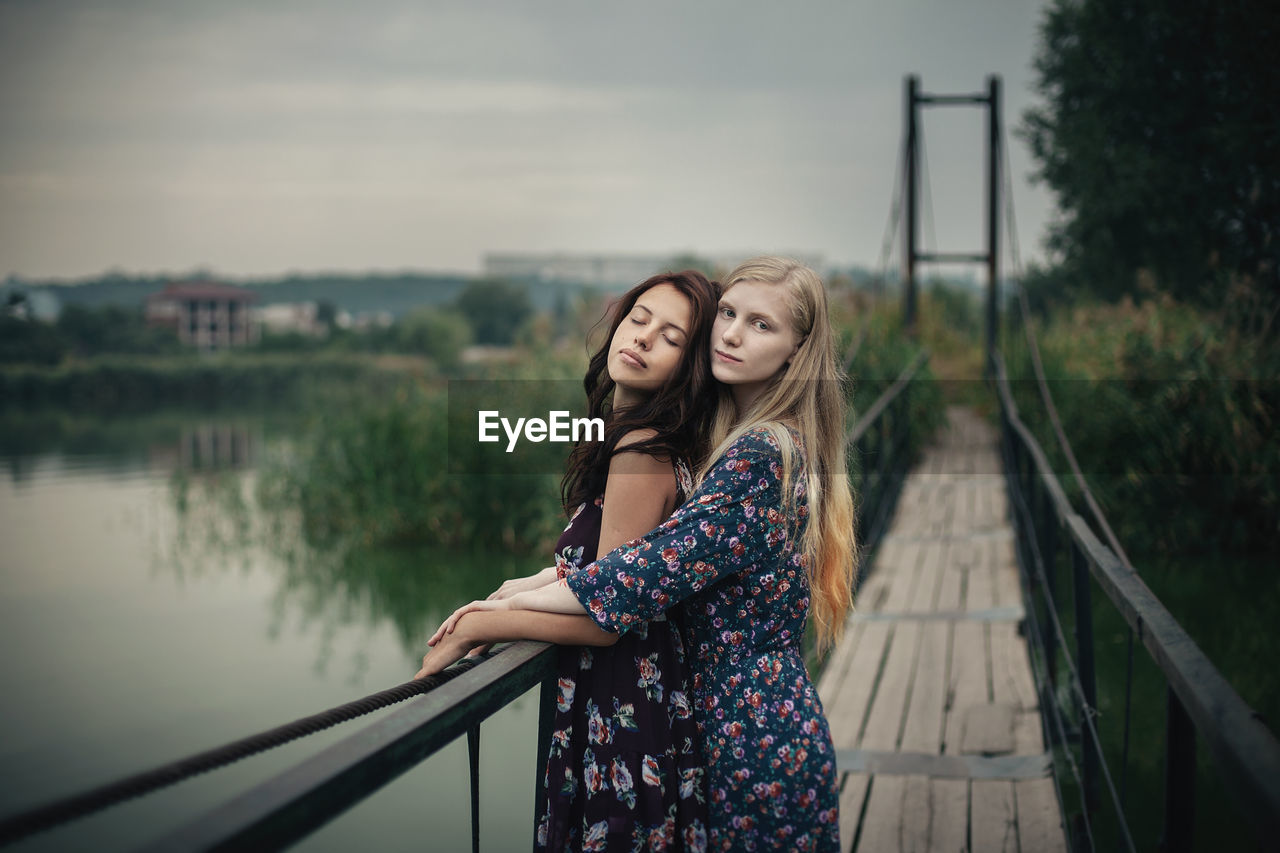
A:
564 429 791 635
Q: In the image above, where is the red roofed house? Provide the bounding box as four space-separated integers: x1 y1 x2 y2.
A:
146 281 259 352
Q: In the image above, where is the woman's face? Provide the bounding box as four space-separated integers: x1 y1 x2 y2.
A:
607 283 692 400
711 279 800 410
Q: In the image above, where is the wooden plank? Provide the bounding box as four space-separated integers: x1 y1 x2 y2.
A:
1013 711 1045 755
898 621 949 754
892 481 930 538
818 619 865 698
907 539 944 614
981 474 996 528
960 702 1016 756
856 773 906 851
881 540 925 614
928 778 970 853
943 479 967 542
989 622 1039 713
990 480 1009 528
1014 776 1068 853
866 537 903 596
899 775 932 852
861 622 922 751
935 540 964 613
965 538 997 611
827 620 893 749
929 479 952 537
992 536 1022 608
970 779 1018 852
857 562 893 614
943 621 988 754
835 749 1049 781
838 773 871 853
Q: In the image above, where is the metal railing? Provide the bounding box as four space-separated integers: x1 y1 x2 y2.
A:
845 348 931 560
992 352 1280 851
141 641 557 852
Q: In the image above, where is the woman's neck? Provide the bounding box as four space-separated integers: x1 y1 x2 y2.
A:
612 385 649 414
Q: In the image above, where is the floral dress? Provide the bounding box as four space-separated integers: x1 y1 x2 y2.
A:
536 460 709 852
565 428 840 852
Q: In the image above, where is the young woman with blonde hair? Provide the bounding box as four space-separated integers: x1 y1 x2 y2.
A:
424 257 857 851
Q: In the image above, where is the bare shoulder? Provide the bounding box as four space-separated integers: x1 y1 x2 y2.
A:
601 430 680 538
615 427 660 449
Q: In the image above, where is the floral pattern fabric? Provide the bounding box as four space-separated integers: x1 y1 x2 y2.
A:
536 461 708 852
565 429 840 852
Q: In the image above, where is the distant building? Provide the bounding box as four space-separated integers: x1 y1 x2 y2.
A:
146 281 258 351
256 301 327 337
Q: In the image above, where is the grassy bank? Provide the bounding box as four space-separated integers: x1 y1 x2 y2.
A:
1003 295 1278 849
0 352 433 413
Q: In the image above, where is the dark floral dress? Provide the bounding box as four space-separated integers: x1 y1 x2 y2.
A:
565 428 840 852
536 460 709 853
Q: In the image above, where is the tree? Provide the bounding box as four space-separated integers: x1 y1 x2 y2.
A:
55 304 181 356
1022 0 1279 325
315 299 339 331
395 308 473 368
0 315 66 365
453 278 533 345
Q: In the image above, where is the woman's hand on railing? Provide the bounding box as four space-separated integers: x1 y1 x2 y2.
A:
486 566 558 600
415 622 483 678
428 599 511 648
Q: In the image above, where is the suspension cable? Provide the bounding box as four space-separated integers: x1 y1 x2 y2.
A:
998 142 1135 574
919 127 938 265
844 118 907 370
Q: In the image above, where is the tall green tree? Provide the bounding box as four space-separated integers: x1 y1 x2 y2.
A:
1022 0 1279 326
453 278 532 345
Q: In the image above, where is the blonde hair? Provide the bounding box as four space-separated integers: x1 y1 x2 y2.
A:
697 256 857 652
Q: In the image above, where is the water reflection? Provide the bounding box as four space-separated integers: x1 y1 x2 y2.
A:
164 465 544 680
152 423 259 471
0 412 267 481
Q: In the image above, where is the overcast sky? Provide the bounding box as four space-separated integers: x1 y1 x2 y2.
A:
0 0 1059 281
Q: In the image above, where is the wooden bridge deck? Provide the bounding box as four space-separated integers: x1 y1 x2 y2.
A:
819 407 1068 852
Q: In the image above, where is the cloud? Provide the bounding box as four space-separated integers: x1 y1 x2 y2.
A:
0 0 1057 278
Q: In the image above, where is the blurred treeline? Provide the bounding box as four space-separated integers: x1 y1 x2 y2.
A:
0 277 541 410
1009 0 1277 558
1006 299 1277 558
0 276 535 366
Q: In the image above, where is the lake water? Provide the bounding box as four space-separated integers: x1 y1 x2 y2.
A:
0 417 545 852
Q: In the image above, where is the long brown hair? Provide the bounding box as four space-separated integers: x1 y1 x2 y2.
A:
561 270 720 512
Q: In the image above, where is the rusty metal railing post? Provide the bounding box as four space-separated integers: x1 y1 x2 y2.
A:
1161 688 1196 853
1040 476 1059 689
1071 541 1099 813
467 724 481 853
531 668 557 849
